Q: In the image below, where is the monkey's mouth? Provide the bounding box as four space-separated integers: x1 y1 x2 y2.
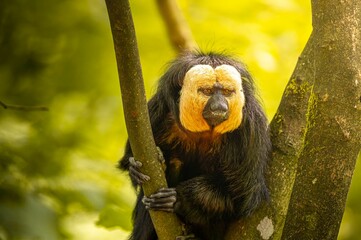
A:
203 110 229 127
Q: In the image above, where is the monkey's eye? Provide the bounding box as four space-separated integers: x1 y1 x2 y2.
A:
198 88 213 96
222 89 235 97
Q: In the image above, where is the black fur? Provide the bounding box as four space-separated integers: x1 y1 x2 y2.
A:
119 52 271 240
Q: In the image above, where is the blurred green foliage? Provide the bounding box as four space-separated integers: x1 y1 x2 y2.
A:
0 0 359 239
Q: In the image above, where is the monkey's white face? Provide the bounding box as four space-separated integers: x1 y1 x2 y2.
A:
179 64 245 134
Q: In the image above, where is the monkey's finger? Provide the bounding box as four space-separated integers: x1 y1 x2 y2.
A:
142 196 153 205
147 195 177 204
156 146 165 163
129 157 142 168
154 187 176 194
129 166 150 184
150 189 177 199
143 188 176 200
149 192 177 201
156 147 167 171
129 166 147 179
144 201 175 210
176 234 198 240
144 203 174 212
158 187 176 192
142 195 176 206
146 207 174 213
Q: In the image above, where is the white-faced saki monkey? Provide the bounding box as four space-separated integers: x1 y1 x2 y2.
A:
119 51 271 240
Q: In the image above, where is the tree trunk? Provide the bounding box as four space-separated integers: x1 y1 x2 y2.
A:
104 0 183 239
281 0 361 239
227 0 361 239
225 32 315 240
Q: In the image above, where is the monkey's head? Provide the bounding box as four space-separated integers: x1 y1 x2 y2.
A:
179 64 244 134
158 52 256 135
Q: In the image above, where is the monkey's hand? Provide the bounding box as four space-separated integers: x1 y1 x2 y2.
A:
128 147 166 185
143 188 200 239
142 188 177 212
128 157 150 185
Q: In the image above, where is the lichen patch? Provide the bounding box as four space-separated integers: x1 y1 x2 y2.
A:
257 216 274 240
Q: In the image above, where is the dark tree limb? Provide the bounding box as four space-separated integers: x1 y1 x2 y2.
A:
104 0 183 239
225 32 315 240
0 100 49 111
281 0 361 239
155 0 196 52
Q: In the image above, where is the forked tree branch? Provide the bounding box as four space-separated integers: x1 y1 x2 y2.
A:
104 0 183 239
225 32 315 240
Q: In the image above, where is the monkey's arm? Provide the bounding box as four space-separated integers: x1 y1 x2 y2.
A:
143 173 235 225
175 175 235 225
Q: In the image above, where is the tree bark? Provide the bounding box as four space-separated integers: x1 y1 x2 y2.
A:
281 1 361 239
155 0 196 52
104 0 183 239
225 32 315 240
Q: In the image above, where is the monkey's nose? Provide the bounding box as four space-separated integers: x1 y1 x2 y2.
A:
203 98 229 127
203 110 229 127
210 100 228 112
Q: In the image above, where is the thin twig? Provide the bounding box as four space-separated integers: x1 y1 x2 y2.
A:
0 100 49 111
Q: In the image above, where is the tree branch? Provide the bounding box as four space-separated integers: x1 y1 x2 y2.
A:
104 0 183 239
281 1 361 238
225 32 315 240
0 100 49 111
155 0 196 52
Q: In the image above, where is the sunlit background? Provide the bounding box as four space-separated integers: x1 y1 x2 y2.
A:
0 0 360 239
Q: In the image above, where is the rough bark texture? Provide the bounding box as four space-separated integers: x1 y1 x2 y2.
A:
155 0 196 52
225 32 315 240
104 0 183 239
281 1 361 239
